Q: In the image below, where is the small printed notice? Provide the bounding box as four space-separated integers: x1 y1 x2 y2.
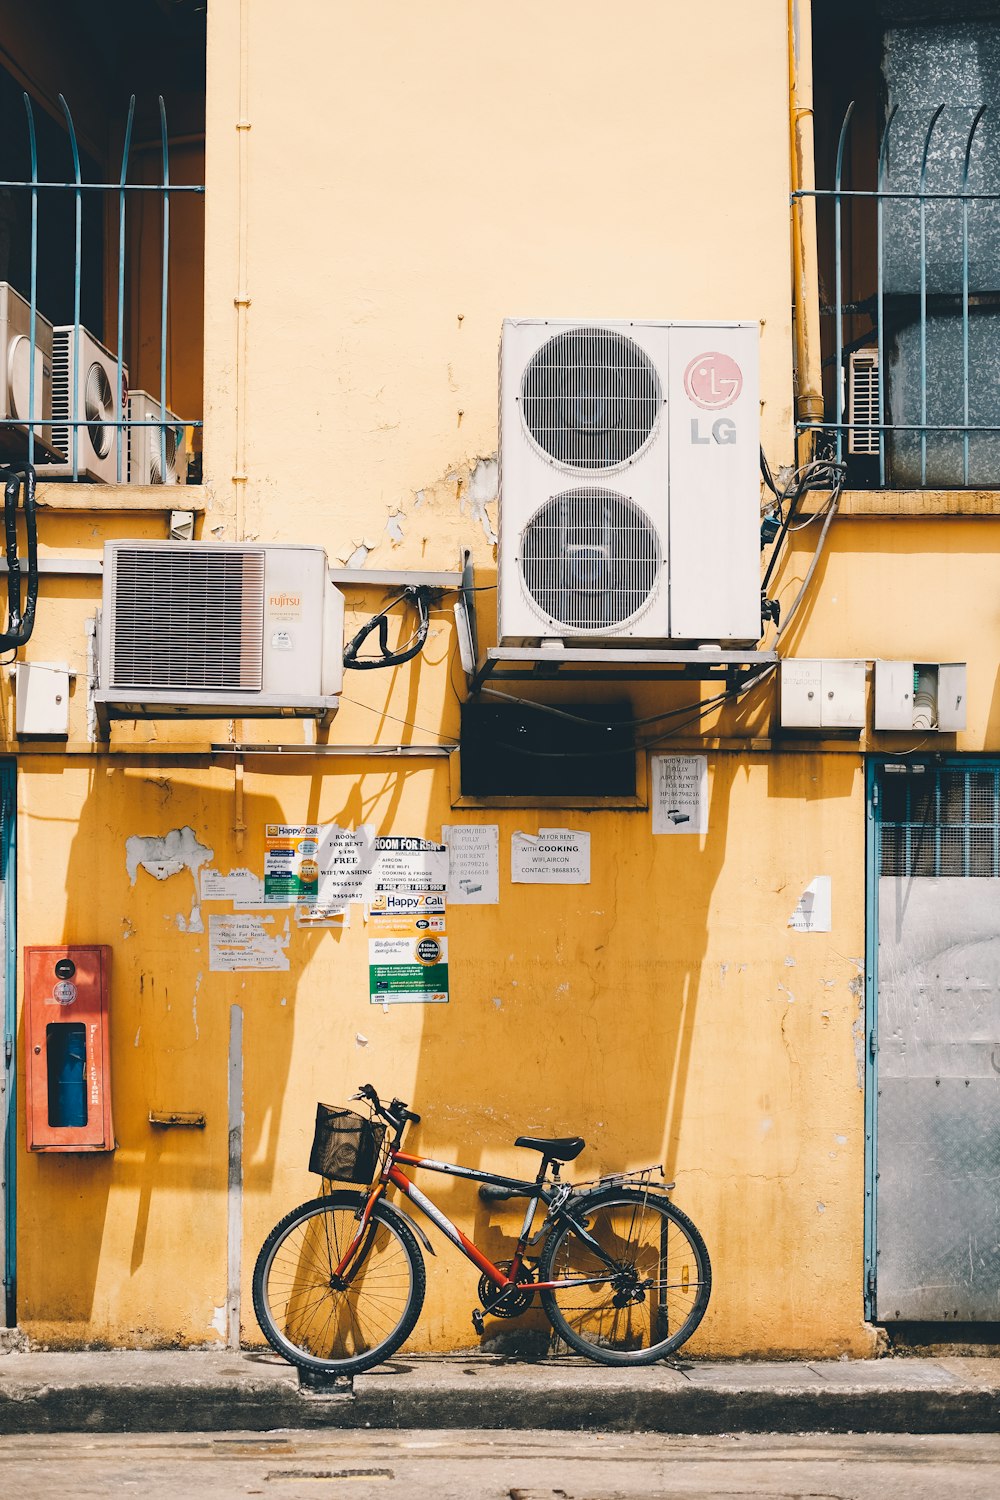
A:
511 830 590 885
208 913 290 971
295 904 350 930
442 824 499 904
651 754 709 835
788 875 832 933
369 890 448 1004
201 867 264 903
370 837 448 895
263 823 375 909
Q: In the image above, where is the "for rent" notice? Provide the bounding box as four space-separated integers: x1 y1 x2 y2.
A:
511 830 590 885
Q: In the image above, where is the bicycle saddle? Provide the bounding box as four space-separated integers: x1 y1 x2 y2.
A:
514 1135 585 1162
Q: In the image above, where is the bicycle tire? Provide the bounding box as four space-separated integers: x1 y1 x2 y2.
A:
252 1191 426 1375
538 1188 711 1366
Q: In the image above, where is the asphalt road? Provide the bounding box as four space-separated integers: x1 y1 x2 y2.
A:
2 1430 999 1499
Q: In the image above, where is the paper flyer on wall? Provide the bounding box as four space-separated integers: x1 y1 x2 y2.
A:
368 890 448 1004
788 875 832 933
651 755 709 835
208 913 291 971
263 823 375 908
369 837 449 895
510 829 590 884
442 824 499 904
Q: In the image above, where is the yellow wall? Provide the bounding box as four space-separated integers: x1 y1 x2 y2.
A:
10 0 992 1358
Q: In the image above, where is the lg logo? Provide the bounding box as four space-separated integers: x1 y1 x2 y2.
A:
684 351 742 446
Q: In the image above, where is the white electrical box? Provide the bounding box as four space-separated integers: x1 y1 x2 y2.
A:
874 660 967 732
14 662 73 736
498 318 761 647
780 659 866 730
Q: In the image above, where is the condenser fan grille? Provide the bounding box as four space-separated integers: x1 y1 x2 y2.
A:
519 488 662 631
520 327 661 470
86 361 113 459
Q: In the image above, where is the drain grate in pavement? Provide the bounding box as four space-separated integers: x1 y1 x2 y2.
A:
265 1470 394 1483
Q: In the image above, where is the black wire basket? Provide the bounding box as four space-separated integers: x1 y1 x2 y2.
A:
308 1104 387 1185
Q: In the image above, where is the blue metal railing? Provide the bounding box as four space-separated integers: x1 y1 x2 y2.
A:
0 92 203 484
794 101 1000 488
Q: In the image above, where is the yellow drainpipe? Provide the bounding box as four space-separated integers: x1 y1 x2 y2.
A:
789 0 824 463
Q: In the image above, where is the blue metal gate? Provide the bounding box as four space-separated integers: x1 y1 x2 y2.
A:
867 757 1000 1321
0 763 14 1325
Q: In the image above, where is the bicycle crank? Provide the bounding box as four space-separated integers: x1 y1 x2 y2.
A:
476 1261 535 1321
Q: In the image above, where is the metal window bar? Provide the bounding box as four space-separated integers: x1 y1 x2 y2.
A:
0 92 203 482
794 102 999 486
878 764 1000 879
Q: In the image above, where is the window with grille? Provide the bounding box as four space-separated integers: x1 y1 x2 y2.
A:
877 764 1000 877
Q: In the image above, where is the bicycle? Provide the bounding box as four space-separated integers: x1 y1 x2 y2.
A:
252 1083 712 1376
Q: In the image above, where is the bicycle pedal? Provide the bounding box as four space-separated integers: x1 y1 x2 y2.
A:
471 1308 485 1336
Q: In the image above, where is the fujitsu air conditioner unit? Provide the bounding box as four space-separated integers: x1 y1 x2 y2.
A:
0 282 60 462
498 319 761 647
848 349 880 456
38 326 126 483
93 542 345 736
126 389 187 485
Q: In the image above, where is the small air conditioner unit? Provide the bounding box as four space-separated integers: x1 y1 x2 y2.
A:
126 389 187 485
498 318 761 647
0 282 60 463
38 326 126 483
848 349 880 456
94 542 345 735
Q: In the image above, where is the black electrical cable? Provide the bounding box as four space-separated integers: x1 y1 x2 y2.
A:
760 456 845 597
0 464 38 651
343 585 432 671
487 666 777 760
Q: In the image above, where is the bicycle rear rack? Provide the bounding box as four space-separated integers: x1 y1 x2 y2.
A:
582 1165 675 1193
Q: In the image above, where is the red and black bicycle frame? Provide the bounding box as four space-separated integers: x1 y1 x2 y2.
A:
333 1145 622 1295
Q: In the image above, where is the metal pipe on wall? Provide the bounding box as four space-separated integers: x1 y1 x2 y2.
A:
789 0 824 461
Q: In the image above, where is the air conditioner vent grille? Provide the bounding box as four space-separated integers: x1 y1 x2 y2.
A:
849 349 881 456
520 327 661 471
518 488 662 631
110 547 266 690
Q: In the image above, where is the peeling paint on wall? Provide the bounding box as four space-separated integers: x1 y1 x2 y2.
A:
462 455 498 544
126 827 214 886
126 827 214 935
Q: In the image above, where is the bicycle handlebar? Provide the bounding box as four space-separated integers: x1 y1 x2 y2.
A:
354 1082 421 1128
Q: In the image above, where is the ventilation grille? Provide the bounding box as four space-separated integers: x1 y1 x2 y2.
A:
849 350 880 456
110 547 266 690
520 327 662 471
518 488 662 631
51 328 114 461
128 400 179 484
878 765 1000 877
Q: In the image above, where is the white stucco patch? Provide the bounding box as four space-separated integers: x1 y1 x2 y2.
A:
462 455 498 543
126 826 214 886
126 827 214 934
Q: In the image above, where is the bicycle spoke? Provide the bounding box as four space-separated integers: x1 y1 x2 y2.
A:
540 1191 711 1365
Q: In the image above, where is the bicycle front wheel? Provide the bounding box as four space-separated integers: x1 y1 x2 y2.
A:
539 1188 711 1366
252 1191 425 1375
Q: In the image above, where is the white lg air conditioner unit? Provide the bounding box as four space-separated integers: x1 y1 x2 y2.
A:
126 389 187 484
38 326 126 483
0 282 59 462
93 542 345 736
498 319 761 646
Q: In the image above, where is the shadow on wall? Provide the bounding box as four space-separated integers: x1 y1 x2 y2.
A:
19 762 330 1340
390 746 735 1351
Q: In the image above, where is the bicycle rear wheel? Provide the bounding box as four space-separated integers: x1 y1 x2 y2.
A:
252 1191 425 1375
539 1188 711 1366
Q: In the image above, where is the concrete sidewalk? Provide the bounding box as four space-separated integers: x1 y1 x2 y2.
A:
0 1349 998 1435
